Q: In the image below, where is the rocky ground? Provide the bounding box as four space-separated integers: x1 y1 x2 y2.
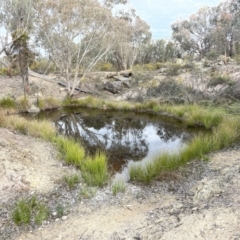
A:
0 74 240 239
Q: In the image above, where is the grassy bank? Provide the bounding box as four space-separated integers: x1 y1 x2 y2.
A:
63 96 240 183
1 96 240 185
0 108 108 187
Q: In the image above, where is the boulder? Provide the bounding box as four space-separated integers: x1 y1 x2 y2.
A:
104 81 122 94
28 104 40 113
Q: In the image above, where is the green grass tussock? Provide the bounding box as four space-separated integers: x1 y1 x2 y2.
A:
12 197 49 226
0 97 16 108
112 180 126 196
37 97 61 110
64 174 81 189
54 136 85 167
82 151 108 187
130 116 240 184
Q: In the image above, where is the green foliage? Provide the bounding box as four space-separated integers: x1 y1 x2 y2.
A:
129 116 240 184
208 74 232 87
12 200 31 225
17 97 30 112
112 180 126 196
30 58 56 74
133 62 164 73
0 97 16 108
54 136 85 167
79 186 96 199
97 62 116 71
34 203 49 225
64 174 81 189
12 197 49 226
37 97 61 110
56 204 64 218
234 54 240 64
0 68 8 76
165 63 181 76
205 49 219 61
82 152 108 187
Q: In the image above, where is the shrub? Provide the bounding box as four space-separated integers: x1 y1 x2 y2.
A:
17 97 30 112
0 97 16 108
208 74 232 87
54 136 85 167
37 97 61 110
205 50 219 61
12 197 49 226
64 174 81 189
82 151 108 187
112 180 126 196
165 63 181 76
97 62 116 71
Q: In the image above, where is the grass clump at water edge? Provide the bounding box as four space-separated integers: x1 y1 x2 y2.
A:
82 151 108 187
129 116 240 184
0 97 16 108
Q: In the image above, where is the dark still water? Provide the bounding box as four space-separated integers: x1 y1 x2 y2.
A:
36 107 201 173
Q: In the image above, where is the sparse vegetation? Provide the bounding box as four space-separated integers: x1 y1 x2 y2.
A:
16 97 30 112
64 174 81 189
208 74 233 87
0 97 16 108
165 63 181 76
79 186 96 199
37 97 61 110
56 204 64 218
12 196 49 225
112 180 126 196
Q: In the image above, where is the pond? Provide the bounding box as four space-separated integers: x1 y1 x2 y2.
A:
36 107 202 178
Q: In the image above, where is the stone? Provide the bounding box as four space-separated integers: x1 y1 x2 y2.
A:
104 81 122 94
27 104 40 113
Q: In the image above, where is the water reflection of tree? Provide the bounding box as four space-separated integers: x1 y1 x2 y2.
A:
55 114 149 163
156 123 188 142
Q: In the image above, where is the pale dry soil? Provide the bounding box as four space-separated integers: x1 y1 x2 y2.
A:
0 76 240 239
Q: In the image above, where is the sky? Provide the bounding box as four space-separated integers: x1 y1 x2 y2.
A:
130 0 223 39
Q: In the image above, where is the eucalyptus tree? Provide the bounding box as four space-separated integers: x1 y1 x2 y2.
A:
34 0 117 96
171 7 214 60
0 0 34 95
0 0 33 56
111 8 151 70
211 0 240 57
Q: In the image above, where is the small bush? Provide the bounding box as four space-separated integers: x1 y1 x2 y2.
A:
165 63 181 76
205 50 219 61
34 204 49 225
64 174 81 189
17 97 30 112
97 62 116 71
79 186 96 199
82 151 108 187
208 74 232 87
0 67 8 76
37 97 60 110
112 180 126 196
54 136 85 167
12 197 49 226
56 204 64 217
12 200 31 225
0 97 16 108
